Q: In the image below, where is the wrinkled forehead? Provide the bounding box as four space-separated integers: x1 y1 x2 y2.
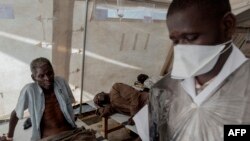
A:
167 6 218 33
34 63 54 74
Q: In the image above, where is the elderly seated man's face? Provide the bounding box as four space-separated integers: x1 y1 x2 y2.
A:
32 64 55 90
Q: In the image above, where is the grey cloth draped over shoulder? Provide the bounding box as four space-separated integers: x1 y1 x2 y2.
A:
149 60 250 141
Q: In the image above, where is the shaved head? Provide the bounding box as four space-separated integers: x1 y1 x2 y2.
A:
167 0 231 21
30 57 53 75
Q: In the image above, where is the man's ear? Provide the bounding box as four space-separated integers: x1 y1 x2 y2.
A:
222 12 236 39
31 74 35 81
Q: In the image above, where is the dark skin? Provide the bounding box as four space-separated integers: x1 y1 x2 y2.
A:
34 65 73 138
93 92 110 107
0 64 73 140
167 6 236 85
94 92 139 125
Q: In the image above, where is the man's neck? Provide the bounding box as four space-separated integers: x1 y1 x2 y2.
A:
196 46 232 85
42 87 54 94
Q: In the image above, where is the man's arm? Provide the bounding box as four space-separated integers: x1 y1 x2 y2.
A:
0 110 19 141
3 85 30 140
130 92 141 117
7 110 19 139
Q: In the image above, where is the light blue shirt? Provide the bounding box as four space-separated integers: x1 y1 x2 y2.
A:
15 76 76 141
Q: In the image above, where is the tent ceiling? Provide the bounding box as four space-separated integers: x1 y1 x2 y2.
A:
102 0 250 12
93 0 250 22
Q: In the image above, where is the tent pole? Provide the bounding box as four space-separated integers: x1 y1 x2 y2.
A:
80 0 89 114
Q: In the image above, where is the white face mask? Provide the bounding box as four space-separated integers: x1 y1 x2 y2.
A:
171 40 232 79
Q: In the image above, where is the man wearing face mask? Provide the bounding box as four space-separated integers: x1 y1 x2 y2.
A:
148 0 250 141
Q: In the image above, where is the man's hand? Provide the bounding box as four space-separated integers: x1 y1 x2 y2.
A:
0 134 13 141
127 117 135 125
95 105 113 117
0 134 7 141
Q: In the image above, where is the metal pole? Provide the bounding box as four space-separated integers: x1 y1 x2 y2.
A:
80 0 89 114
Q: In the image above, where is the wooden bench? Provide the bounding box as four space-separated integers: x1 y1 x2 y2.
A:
86 101 138 139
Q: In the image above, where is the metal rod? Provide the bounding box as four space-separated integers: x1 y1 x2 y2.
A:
80 0 89 114
133 33 138 50
120 33 125 51
144 33 150 50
